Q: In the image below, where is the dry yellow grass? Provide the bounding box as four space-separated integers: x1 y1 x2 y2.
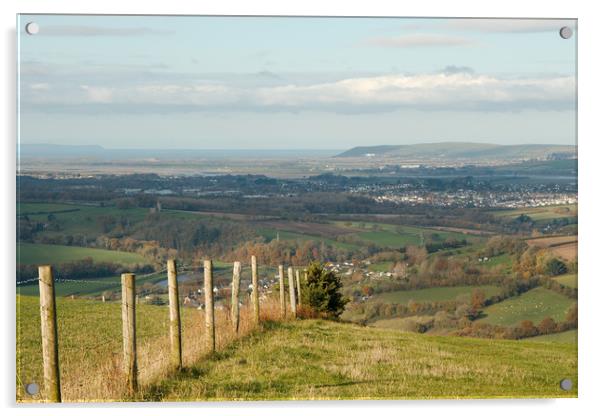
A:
17 295 287 402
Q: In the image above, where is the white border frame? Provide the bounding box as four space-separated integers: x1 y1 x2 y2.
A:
3 1 600 415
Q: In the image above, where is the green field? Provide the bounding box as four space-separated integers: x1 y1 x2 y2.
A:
553 274 578 289
522 330 577 344
367 261 394 272
357 230 420 248
18 202 85 215
480 287 575 326
333 221 482 248
491 204 577 221
370 285 502 304
256 228 359 250
18 203 150 237
17 202 207 239
153 319 576 400
481 253 512 270
18 242 149 266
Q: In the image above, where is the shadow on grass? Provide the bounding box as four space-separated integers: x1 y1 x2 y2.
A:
141 365 210 401
143 320 288 401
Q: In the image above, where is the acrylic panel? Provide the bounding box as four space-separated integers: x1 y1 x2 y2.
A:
16 14 577 403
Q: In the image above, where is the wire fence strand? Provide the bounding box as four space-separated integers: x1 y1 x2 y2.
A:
17 268 169 286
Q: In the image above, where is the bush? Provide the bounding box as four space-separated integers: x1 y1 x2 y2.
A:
302 262 349 318
538 317 557 335
545 258 568 276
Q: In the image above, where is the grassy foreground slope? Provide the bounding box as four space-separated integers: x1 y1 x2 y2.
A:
152 319 576 400
17 295 183 402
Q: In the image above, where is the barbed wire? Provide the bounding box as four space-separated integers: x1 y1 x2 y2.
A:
16 262 273 287
17 268 169 286
16 277 40 286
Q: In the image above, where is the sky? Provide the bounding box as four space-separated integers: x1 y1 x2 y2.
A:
18 15 577 149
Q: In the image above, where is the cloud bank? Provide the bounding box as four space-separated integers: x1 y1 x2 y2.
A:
22 71 575 114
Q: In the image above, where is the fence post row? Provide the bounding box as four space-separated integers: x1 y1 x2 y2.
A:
167 259 182 371
34 258 314 401
121 273 138 395
38 265 61 403
204 260 216 353
231 261 241 333
251 255 260 324
288 266 297 318
295 269 302 307
278 265 286 318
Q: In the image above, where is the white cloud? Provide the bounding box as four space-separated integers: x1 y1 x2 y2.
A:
252 73 573 111
366 34 474 48
80 85 113 103
25 72 574 114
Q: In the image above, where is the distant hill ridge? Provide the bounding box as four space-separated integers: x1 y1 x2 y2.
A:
19 144 339 159
336 142 576 160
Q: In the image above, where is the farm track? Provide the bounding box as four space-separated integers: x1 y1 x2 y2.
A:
425 226 495 236
526 235 577 247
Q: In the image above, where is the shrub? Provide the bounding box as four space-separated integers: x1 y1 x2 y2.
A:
302 262 349 318
545 258 568 276
538 317 557 335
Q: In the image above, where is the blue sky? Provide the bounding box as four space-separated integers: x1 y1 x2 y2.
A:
18 15 577 149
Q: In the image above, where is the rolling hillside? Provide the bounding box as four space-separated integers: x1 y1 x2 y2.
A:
336 142 576 160
17 296 577 402
151 319 576 400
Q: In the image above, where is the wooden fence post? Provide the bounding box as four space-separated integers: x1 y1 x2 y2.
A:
204 260 215 353
121 273 138 395
231 261 241 333
38 265 61 403
167 259 182 371
295 269 302 307
288 266 297 318
278 265 286 318
251 255 260 324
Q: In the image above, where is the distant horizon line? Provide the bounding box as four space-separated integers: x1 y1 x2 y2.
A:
20 141 577 151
